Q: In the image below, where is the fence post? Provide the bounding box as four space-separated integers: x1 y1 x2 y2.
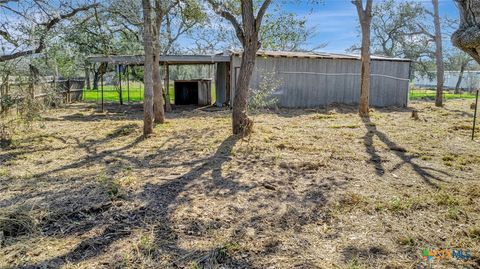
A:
101 73 104 111
67 79 71 104
473 90 479 140
118 65 123 105
28 80 34 100
0 79 4 113
127 65 130 103
0 81 3 113
6 79 9 114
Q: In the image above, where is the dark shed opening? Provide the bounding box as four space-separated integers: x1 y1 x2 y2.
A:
174 79 212 106
174 81 198 105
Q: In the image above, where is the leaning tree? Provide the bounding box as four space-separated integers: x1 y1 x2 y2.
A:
452 1 480 65
208 0 272 136
445 50 474 93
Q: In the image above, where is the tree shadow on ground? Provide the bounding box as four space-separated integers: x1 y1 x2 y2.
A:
2 123 227 210
341 245 390 267
11 128 349 268
0 124 148 210
17 135 262 268
42 103 230 123
271 104 414 118
362 116 451 188
3 102 358 268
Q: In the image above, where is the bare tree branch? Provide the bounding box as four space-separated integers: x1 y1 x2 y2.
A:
0 3 99 62
207 0 245 45
0 0 19 4
255 0 271 32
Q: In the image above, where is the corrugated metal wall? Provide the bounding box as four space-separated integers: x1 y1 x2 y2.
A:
230 56 411 108
215 62 228 106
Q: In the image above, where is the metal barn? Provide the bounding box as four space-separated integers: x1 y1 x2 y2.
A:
87 50 411 109
216 51 411 108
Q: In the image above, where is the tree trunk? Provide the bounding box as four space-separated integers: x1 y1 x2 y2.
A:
353 0 373 117
85 64 91 90
164 64 172 112
152 0 169 117
433 0 444 107
152 6 165 124
93 71 99 90
233 43 256 135
118 66 123 105
92 63 107 91
231 0 264 136
359 23 371 116
92 71 100 91
28 65 39 100
207 0 271 136
455 63 466 94
452 0 480 64
142 0 154 136
153 41 165 123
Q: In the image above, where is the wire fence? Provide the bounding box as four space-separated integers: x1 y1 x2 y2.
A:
0 77 84 115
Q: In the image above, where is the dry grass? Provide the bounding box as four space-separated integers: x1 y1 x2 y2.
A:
0 207 37 239
0 100 479 268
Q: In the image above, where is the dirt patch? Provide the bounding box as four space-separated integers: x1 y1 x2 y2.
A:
0 100 479 268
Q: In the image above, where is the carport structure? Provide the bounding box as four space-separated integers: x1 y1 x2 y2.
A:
88 50 411 110
86 54 232 110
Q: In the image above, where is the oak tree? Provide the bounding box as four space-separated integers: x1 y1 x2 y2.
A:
0 1 98 62
208 0 272 136
352 0 373 117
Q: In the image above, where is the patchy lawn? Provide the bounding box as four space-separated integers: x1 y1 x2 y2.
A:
409 89 478 101
0 99 479 269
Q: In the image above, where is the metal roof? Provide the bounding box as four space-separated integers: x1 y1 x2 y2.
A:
230 50 411 62
86 50 411 65
86 54 231 65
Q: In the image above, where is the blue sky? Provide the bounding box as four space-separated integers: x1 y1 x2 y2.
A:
275 0 459 53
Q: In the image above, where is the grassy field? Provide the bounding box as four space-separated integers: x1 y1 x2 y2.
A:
83 85 478 104
83 84 217 104
1 100 479 268
410 89 478 100
82 85 175 103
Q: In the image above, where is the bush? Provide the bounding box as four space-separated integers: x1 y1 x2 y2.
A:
0 95 15 114
17 96 44 124
248 71 281 110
